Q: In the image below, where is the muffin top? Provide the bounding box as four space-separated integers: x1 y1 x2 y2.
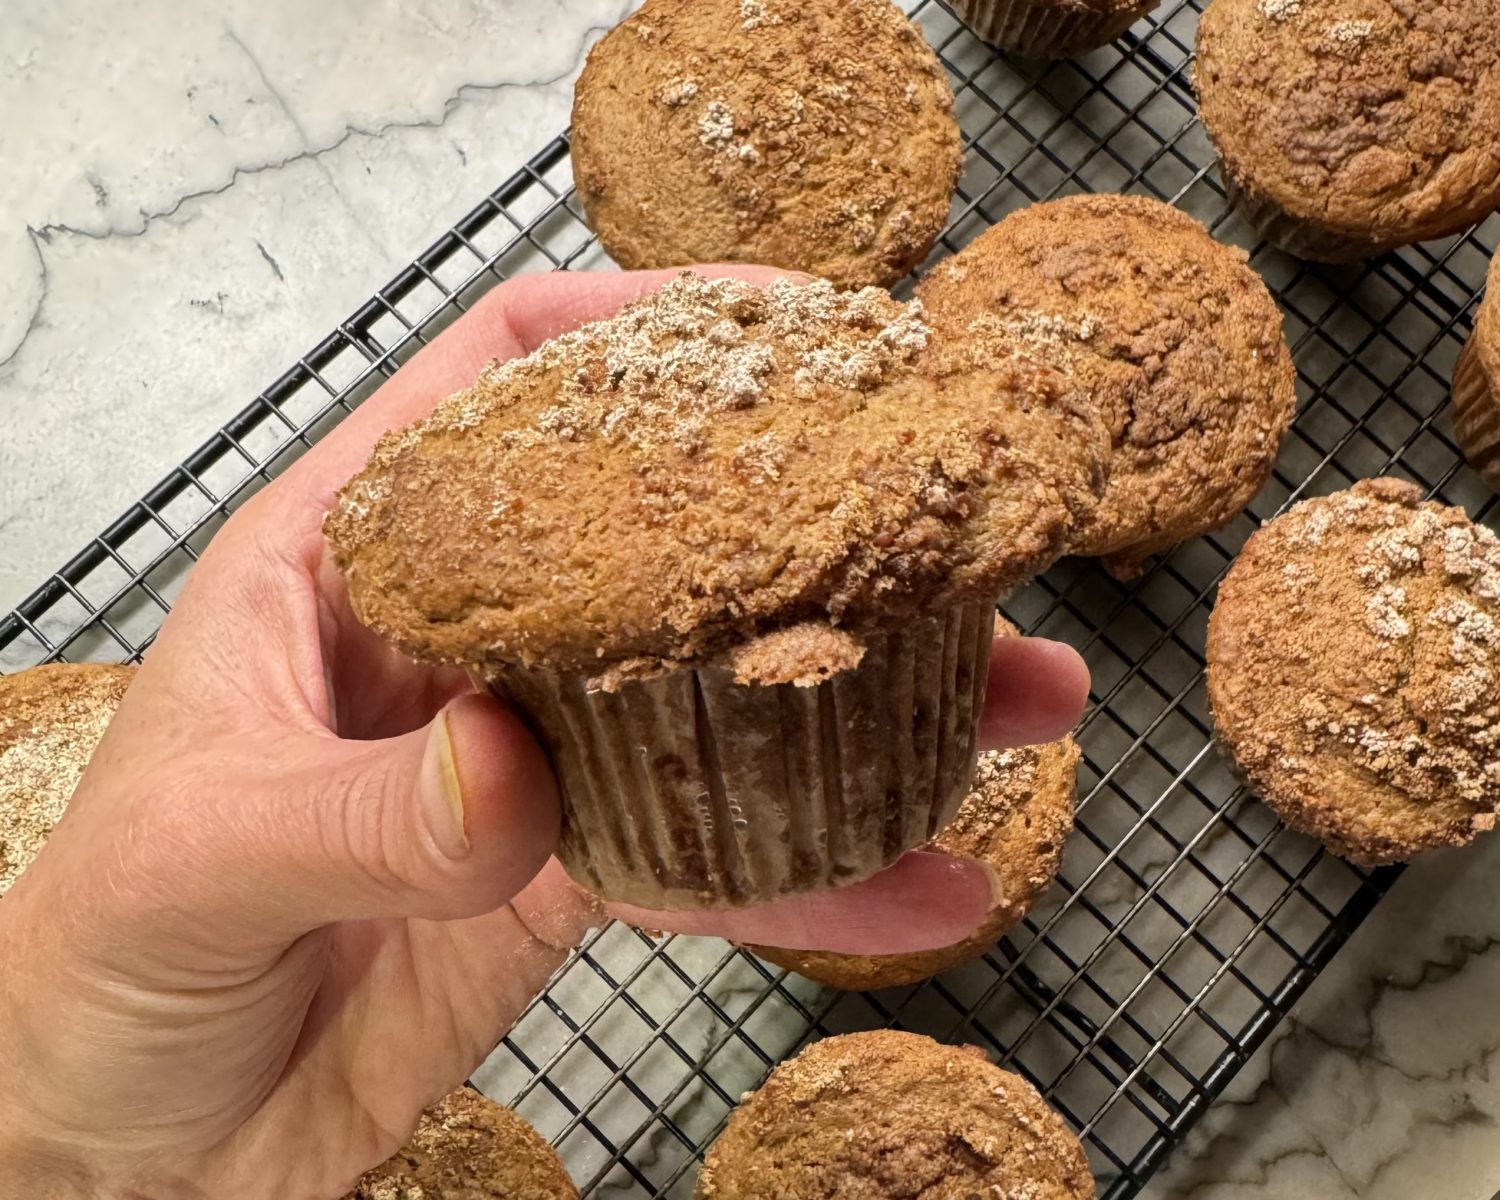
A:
326 275 1106 677
918 194 1296 577
753 735 1079 990
570 0 961 289
0 663 132 898
1207 478 1500 866
695 1030 1095 1199
347 1089 577 1200
1196 0 1500 245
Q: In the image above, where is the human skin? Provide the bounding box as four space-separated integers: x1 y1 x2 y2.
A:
0 267 1090 1200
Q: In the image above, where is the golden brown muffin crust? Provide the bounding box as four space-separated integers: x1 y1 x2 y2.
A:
1207 479 1500 866
753 736 1078 989
918 194 1296 577
695 1031 1095 1199
1196 0 1500 247
0 663 133 897
348 1089 577 1200
571 0 961 289
326 275 1107 674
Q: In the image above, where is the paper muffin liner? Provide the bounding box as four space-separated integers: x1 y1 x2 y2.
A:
1223 175 1383 264
1452 333 1500 492
949 0 1159 58
482 600 997 911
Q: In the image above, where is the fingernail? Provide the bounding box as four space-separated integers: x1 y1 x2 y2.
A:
973 859 1006 912
423 710 471 860
920 850 1005 923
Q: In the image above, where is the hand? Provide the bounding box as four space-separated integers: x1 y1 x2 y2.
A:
0 268 1089 1199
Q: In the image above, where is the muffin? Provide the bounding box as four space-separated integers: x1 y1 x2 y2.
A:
0 662 133 897
347 1089 577 1199
918 193 1297 578
1207 479 1500 866
752 732 1078 989
948 0 1161 58
1196 0 1500 263
695 1030 1096 1199
1452 253 1500 491
571 0 961 289
326 274 1108 910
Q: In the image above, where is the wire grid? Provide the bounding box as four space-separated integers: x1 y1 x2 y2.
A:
2 0 1496 1194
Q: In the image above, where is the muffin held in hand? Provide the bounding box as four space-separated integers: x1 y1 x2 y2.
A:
1453 254 1500 491
1 663 133 898
1196 0 1500 262
948 0 1160 58
752 622 1078 990
919 193 1296 578
571 0 961 289
1207 479 1500 867
326 274 1107 910
695 1031 1096 1200
346 1089 576 1199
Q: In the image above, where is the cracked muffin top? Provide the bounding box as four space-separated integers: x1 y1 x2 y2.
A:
325 275 1107 676
694 1030 1095 1200
1207 478 1500 866
347 1089 576 1199
918 194 1296 577
1196 0 1500 248
571 0 962 289
1 663 132 898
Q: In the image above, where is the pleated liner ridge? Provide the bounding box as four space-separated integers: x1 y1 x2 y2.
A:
1222 176 1387 265
485 600 997 910
1452 332 1500 493
953 0 1157 58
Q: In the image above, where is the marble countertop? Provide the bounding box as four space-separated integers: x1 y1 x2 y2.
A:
4 2 1498 1197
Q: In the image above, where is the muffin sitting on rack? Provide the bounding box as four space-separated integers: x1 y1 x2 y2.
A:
696 1031 1096 1199
918 193 1296 578
1208 479 1500 866
571 0 961 288
346 1088 576 1199
1196 0 1500 262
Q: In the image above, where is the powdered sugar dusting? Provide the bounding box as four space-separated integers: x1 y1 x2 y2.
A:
1325 18 1374 46
740 0 781 30
403 275 931 465
1257 0 1302 20
698 100 736 148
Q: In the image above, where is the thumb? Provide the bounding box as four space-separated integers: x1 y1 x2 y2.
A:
110 692 562 952
276 692 561 930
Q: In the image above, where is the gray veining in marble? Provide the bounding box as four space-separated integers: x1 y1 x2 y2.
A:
1 0 632 611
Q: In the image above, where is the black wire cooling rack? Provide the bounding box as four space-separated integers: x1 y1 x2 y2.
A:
3 0 1496 1195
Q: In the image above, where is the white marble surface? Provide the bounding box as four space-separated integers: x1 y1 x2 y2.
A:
5 2 1500 1198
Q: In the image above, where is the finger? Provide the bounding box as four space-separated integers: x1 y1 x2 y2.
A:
979 636 1091 750
605 850 1001 954
284 264 808 508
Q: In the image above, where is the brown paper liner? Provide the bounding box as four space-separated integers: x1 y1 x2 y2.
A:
1452 333 1500 493
483 601 997 910
1223 175 1386 264
950 0 1159 57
